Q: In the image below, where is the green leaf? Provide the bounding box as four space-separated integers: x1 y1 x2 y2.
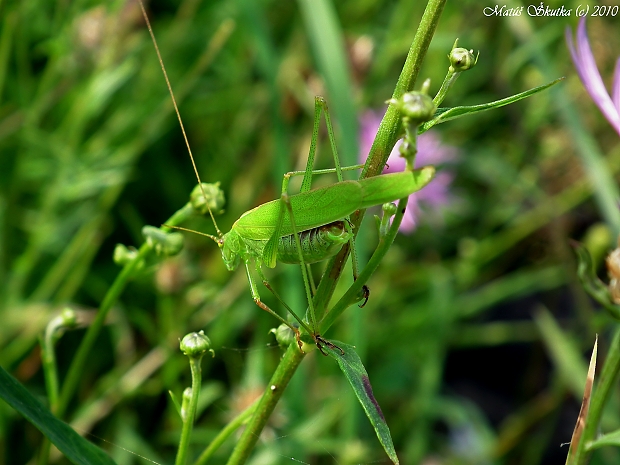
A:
572 240 620 320
323 341 399 464
420 77 564 132
588 428 620 450
168 389 182 418
533 309 588 401
0 364 117 465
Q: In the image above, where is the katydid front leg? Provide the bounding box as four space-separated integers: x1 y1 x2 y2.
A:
246 261 306 351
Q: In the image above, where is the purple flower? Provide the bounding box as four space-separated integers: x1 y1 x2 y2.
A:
566 18 620 135
359 111 457 233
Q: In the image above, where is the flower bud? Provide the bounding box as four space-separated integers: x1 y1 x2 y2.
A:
387 82 436 126
142 225 184 256
448 39 478 72
190 182 225 216
44 307 78 346
60 307 78 328
270 324 296 349
379 202 398 237
180 330 214 358
113 244 138 265
181 387 193 421
449 48 477 72
382 202 398 217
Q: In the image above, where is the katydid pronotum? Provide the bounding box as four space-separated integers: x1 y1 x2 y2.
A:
138 3 435 354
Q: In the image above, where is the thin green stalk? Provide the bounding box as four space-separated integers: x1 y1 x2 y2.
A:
573 327 620 464
225 343 305 465
41 339 59 413
56 203 195 417
225 2 446 462
39 308 77 465
313 0 447 322
320 195 408 333
38 330 58 465
175 358 202 465
194 399 259 465
361 0 446 179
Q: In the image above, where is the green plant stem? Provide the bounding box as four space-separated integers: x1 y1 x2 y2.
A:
226 2 446 463
361 0 446 180
38 330 58 465
433 69 460 107
313 0 446 323
176 357 203 465
574 327 620 463
56 203 195 417
321 195 408 333
41 337 59 413
194 398 259 465
225 343 305 465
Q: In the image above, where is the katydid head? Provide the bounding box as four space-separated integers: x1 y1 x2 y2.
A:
218 230 241 271
170 224 239 270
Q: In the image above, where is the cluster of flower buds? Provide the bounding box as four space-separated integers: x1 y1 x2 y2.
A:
190 182 225 216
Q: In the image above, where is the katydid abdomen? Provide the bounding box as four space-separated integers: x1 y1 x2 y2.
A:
226 221 351 268
276 221 352 264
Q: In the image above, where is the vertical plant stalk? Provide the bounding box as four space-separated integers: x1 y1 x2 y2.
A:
312 0 446 320
226 1 446 463
177 331 213 465
225 343 305 465
194 399 259 465
56 203 195 417
38 320 62 465
176 359 203 465
38 308 77 465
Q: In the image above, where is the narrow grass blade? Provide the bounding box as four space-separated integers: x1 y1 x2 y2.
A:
420 78 564 132
323 341 399 464
534 308 589 400
565 336 598 464
0 365 117 465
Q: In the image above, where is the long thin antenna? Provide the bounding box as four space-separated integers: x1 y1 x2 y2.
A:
137 0 223 237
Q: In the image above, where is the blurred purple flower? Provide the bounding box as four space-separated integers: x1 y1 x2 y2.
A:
359 111 458 233
566 18 620 135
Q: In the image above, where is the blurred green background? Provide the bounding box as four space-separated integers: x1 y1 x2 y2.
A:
1 0 620 464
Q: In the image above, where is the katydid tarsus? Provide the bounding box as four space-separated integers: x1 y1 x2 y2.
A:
138 3 435 353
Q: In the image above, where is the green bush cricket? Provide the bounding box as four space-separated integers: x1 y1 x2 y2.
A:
138 3 435 353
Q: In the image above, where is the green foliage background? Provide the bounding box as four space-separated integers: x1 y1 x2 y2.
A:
1 0 620 464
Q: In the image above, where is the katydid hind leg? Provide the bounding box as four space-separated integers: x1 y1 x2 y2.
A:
300 96 345 194
303 97 365 305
